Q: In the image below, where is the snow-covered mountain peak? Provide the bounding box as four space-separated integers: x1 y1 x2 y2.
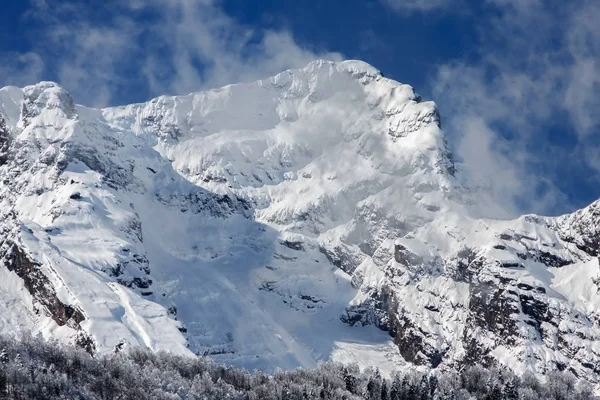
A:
20 81 76 125
22 81 65 101
291 59 384 86
104 59 451 181
3 60 600 387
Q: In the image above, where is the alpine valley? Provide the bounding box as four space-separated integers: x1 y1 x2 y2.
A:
1 60 600 387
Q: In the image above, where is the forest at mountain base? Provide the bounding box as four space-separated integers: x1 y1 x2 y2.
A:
0 335 595 400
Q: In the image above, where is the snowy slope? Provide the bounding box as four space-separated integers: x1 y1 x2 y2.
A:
1 60 600 385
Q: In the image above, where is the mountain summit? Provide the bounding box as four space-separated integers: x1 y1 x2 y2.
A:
1 60 600 385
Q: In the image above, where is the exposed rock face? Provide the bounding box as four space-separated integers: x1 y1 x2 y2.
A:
348 214 600 383
556 201 600 257
3 244 85 328
1 60 600 387
0 115 8 166
0 241 95 353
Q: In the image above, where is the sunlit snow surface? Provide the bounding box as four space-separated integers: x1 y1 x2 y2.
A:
1 60 600 383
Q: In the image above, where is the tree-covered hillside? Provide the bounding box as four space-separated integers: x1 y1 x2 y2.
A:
0 334 596 399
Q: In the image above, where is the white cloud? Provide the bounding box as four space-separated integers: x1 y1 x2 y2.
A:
137 1 340 97
563 2 600 136
0 52 45 89
382 0 452 13
0 0 342 107
433 0 600 216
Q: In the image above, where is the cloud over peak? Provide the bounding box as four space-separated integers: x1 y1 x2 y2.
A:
433 0 600 216
1 0 342 107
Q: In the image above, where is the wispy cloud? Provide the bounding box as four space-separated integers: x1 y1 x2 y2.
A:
382 0 600 216
0 52 44 88
137 0 339 97
0 0 341 107
381 0 452 13
432 0 600 216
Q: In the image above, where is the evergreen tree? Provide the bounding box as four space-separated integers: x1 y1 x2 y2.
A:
419 374 430 400
343 366 357 394
401 375 411 400
366 376 377 400
390 374 402 400
486 384 503 400
502 376 519 400
407 382 418 400
381 378 389 400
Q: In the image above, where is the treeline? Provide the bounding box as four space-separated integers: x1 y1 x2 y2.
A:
0 334 596 399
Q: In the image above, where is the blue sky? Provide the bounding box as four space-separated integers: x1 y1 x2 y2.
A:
1 0 599 218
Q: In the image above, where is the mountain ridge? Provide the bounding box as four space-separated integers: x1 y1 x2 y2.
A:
1 59 600 386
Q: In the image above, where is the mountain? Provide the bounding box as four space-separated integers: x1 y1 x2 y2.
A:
1 60 599 385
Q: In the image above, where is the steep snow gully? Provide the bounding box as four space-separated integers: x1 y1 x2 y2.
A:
1 60 600 386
